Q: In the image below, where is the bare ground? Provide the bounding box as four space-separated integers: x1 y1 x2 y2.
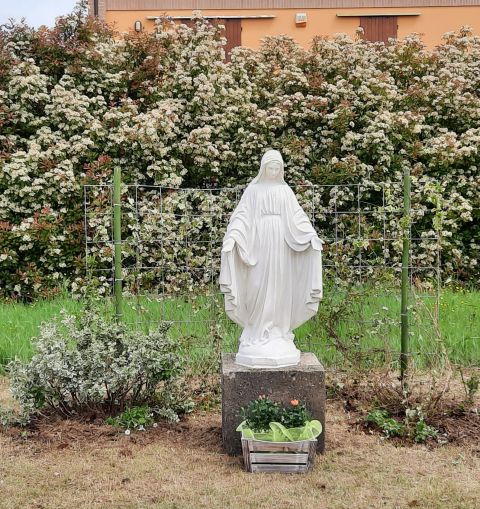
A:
1 394 479 509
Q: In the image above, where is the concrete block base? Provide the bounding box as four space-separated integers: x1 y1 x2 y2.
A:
221 352 326 456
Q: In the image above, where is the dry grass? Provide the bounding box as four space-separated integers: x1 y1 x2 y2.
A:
1 378 479 509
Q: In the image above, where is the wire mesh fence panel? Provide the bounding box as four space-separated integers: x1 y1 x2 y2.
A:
82 181 468 373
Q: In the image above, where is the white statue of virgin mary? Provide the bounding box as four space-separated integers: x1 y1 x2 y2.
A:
219 149 323 368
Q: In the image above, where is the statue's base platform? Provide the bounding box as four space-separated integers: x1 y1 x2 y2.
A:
235 351 301 368
221 352 326 456
235 335 301 368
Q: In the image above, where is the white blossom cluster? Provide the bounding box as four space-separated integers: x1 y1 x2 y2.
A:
0 7 478 299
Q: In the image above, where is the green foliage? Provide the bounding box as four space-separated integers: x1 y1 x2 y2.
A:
281 399 312 428
462 374 479 404
0 7 479 300
365 407 440 443
0 407 19 427
466 375 479 396
239 395 282 433
4 308 193 425
366 409 405 438
412 419 439 443
106 405 154 430
237 419 322 442
239 396 312 433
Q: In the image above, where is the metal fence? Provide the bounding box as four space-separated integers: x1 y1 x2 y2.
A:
83 180 452 373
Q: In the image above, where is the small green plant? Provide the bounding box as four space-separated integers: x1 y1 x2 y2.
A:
0 407 18 427
412 419 439 443
405 407 440 443
366 409 405 437
106 406 154 430
238 396 314 433
281 399 312 428
366 407 440 443
239 395 282 433
466 375 479 398
460 372 479 405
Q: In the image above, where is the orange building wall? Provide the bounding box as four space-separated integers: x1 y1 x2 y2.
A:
105 7 480 49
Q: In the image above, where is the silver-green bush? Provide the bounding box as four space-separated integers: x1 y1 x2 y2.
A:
5 309 193 424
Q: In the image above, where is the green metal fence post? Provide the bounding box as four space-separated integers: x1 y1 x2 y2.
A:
400 165 411 384
113 165 123 323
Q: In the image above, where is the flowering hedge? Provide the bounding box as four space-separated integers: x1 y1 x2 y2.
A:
0 2 479 300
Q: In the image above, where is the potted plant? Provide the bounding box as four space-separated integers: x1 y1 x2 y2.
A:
236 395 322 473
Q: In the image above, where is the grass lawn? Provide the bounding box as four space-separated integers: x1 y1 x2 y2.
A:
0 287 479 373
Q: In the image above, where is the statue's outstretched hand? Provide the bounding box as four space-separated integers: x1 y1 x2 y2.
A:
310 236 323 251
222 238 235 252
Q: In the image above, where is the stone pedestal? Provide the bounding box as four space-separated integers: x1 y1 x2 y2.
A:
221 352 326 456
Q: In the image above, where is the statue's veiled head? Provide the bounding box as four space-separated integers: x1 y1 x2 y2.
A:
249 149 285 185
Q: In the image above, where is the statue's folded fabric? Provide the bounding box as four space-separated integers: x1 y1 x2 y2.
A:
219 149 324 368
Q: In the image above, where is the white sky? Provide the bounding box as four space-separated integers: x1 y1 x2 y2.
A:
0 0 79 28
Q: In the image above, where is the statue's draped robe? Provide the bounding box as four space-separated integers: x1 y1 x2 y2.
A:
219 182 323 347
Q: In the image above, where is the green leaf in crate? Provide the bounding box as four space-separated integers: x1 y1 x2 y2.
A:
237 419 323 442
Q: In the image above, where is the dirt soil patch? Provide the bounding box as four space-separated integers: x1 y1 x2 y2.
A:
1 398 479 509
329 368 480 446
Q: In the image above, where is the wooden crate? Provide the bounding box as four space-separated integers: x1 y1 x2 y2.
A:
241 437 317 473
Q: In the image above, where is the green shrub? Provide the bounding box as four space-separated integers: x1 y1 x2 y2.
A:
0 3 479 301
239 395 282 433
4 308 193 425
239 396 312 432
281 399 312 428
